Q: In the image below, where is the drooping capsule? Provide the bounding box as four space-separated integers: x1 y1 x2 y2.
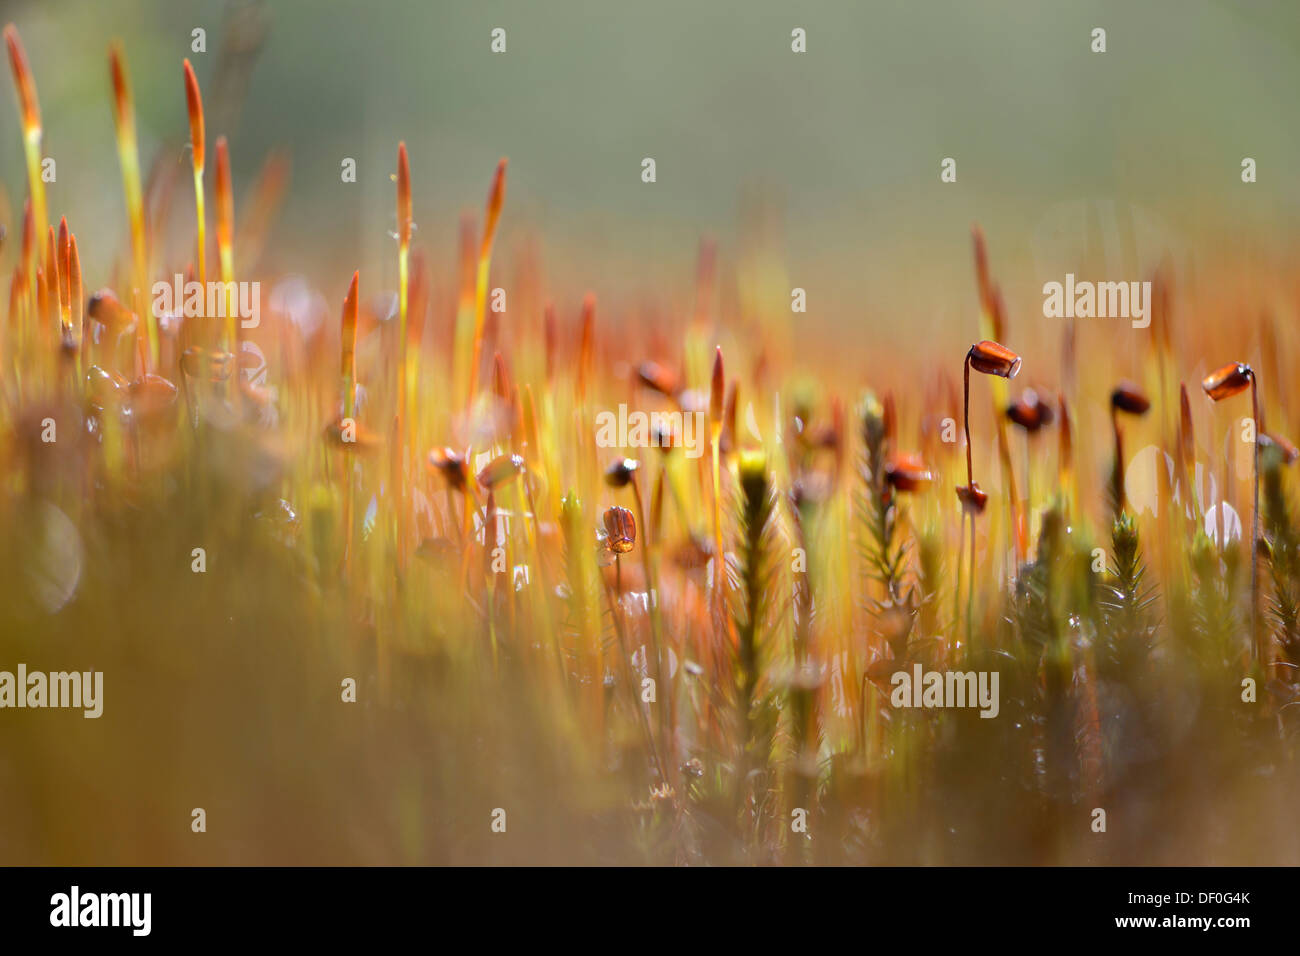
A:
968 340 1021 379
1201 362 1253 401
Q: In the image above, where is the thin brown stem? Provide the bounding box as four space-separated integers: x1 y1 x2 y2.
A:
967 512 975 653
628 472 666 747
605 555 665 783
963 350 973 487
1250 375 1260 665
1112 407 1125 514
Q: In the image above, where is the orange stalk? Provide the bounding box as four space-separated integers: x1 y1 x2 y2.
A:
183 60 207 296
5 269 22 380
394 143 413 570
577 293 596 487
450 213 476 391
341 271 359 421
19 197 33 276
214 136 236 352
466 158 507 409
43 225 57 343
4 25 48 271
56 216 71 337
576 293 595 405
340 271 360 575
35 266 47 348
70 234 85 374
18 198 33 321
1057 394 1073 520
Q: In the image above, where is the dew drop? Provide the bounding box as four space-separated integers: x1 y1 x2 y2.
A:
25 502 82 613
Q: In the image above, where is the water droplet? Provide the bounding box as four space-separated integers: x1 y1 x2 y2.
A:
25 502 82 613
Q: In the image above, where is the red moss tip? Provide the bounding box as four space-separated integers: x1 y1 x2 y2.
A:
724 382 739 445
182 58 204 172
109 41 131 129
1058 394 1073 467
1201 362 1252 401
19 197 33 264
68 234 82 331
340 270 359 376
1110 381 1151 415
577 293 595 396
396 142 412 246
971 224 991 311
480 157 507 255
56 217 70 317
43 225 57 317
882 393 898 444
543 304 557 383
1178 382 1195 471
709 346 725 426
491 351 511 403
968 340 1021 379
214 137 233 247
4 24 41 134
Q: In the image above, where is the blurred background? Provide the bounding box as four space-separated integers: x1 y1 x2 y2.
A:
2 0 1299 370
